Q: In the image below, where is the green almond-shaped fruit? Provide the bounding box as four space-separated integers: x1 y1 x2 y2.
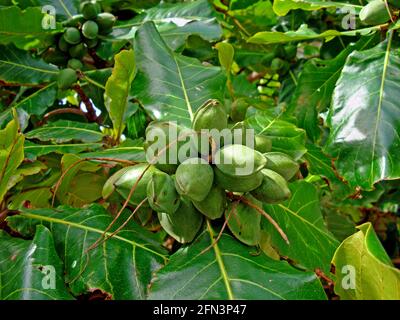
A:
192 99 228 131
215 144 266 177
69 43 87 59
264 152 299 181
225 195 261 246
214 167 263 193
251 169 291 204
63 27 81 45
67 58 83 70
271 57 285 71
102 164 158 206
255 135 272 153
359 0 391 25
147 171 180 214
230 98 249 122
57 68 77 90
85 38 98 49
96 12 116 33
82 20 99 39
284 44 297 60
192 185 227 220
175 158 214 202
62 14 85 28
158 198 203 244
229 121 255 147
58 36 70 52
80 1 101 20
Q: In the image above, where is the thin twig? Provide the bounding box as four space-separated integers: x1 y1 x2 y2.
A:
73 84 99 123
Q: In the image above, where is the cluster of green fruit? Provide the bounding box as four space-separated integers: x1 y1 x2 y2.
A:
360 0 399 25
52 1 116 90
102 100 299 245
270 44 297 74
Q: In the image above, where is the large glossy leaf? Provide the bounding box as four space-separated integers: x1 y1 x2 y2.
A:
105 49 136 141
0 117 24 205
273 0 362 16
248 24 378 45
245 110 307 160
0 45 58 84
24 141 103 160
332 222 400 300
80 139 146 162
133 22 226 127
26 120 104 143
7 204 168 299
325 36 400 190
149 226 326 300
263 181 339 272
0 6 61 49
0 226 74 300
112 0 222 50
288 35 378 141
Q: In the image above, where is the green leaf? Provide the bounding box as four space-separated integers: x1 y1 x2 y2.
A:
24 141 103 160
305 143 351 198
149 226 326 300
26 120 104 143
8 187 52 209
245 110 307 160
0 225 74 300
133 21 226 127
7 204 168 299
263 181 339 272
80 139 146 162
82 68 112 113
248 24 379 45
113 0 222 50
0 117 24 205
0 45 58 84
0 6 61 49
288 35 378 141
325 35 400 190
105 49 136 142
332 222 400 300
273 0 362 16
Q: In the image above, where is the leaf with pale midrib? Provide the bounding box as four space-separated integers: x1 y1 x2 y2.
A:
0 225 74 300
325 35 400 190
149 225 326 300
263 181 339 273
0 45 58 84
7 204 168 300
133 21 226 127
25 120 104 143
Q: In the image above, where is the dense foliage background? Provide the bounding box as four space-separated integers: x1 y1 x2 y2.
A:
0 0 399 300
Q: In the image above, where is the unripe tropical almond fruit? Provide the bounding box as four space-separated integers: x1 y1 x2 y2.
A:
192 99 228 131
82 20 99 39
174 158 214 202
58 36 70 52
62 14 85 28
214 167 263 192
255 135 272 153
264 152 299 181
96 12 117 34
251 169 291 204
102 164 158 206
158 198 203 244
214 144 266 177
192 185 227 220
359 0 391 25
68 43 87 58
63 27 81 45
67 58 83 70
225 195 261 246
80 1 101 20
57 68 77 90
147 171 180 215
